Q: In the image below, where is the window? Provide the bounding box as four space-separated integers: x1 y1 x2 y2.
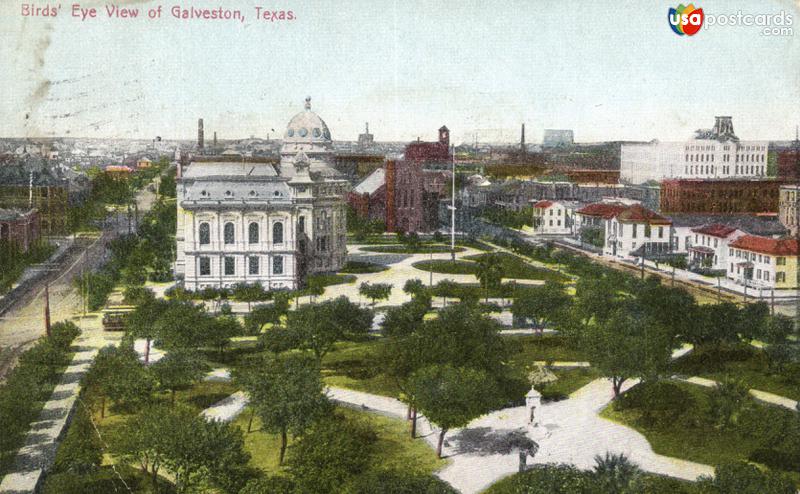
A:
776 272 785 283
714 239 718 248
273 256 284 275
765 272 771 282
632 225 637 239
224 256 235 276
273 222 284 244
199 222 210 245
224 222 235 244
248 222 259 244
199 257 211 276
298 216 305 233
777 257 786 265
249 256 259 275
765 256 770 264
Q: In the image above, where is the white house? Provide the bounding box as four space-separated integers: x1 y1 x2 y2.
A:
600 204 673 259
727 235 799 289
688 224 745 271
530 200 581 235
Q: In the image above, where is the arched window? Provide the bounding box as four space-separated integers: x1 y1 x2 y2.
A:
272 222 284 244
199 222 210 245
248 222 259 244
224 222 235 244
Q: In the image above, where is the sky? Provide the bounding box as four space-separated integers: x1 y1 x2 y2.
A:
0 0 798 144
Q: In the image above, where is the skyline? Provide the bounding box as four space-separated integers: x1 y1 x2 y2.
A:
1 0 799 143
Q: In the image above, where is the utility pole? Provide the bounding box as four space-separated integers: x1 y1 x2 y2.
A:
717 276 722 302
44 282 51 338
449 144 457 262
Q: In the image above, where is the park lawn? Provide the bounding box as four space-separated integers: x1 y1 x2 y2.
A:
415 253 568 282
506 335 589 367
339 260 389 274
305 273 357 288
671 344 800 402
600 380 800 486
233 406 446 477
361 245 467 254
321 339 402 398
540 367 602 398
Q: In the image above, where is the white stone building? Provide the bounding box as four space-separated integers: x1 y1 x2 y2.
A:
620 117 769 184
175 98 349 290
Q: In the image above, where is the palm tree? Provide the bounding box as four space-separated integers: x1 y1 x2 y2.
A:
475 252 504 302
592 452 641 494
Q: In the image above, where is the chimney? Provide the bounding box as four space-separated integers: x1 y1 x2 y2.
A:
520 123 526 153
213 131 217 148
198 119 204 149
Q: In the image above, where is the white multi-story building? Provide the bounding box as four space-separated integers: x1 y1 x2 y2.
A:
530 200 581 235
620 117 769 184
175 98 349 290
600 204 673 259
687 224 745 271
727 235 799 289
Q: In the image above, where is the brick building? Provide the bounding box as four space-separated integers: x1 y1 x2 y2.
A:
777 149 800 181
404 126 451 164
0 208 40 253
779 184 800 236
660 179 781 215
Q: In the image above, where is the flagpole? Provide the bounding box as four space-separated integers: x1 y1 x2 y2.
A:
450 144 456 261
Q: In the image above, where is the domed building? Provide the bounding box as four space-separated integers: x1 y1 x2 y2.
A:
175 98 349 291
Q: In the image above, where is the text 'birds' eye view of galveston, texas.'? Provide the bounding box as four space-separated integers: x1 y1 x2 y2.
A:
0 0 799 493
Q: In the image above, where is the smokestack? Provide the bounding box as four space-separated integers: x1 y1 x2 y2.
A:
213 131 217 148
198 119 204 149
520 123 526 153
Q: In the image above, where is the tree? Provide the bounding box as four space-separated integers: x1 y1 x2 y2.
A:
236 354 330 464
583 305 677 398
512 281 571 334
126 297 169 364
150 349 209 405
232 282 268 311
199 315 243 359
403 278 427 298
697 461 796 494
685 302 741 350
288 414 377 494
475 252 504 302
245 297 290 335
709 378 749 429
239 476 296 494
304 276 325 304
592 452 641 494
87 344 155 414
382 298 430 339
408 364 500 458
153 301 212 351
350 471 458 494
359 282 392 307
284 296 373 362
433 279 458 307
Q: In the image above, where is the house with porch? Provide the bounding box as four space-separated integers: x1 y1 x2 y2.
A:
727 235 799 289
688 224 745 271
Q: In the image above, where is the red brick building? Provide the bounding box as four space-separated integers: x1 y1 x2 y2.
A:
404 126 451 163
660 179 781 214
0 208 40 253
777 149 800 181
564 169 620 184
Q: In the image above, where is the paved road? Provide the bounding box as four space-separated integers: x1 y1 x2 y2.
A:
0 185 157 375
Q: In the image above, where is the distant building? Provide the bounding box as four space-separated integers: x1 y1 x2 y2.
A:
0 186 71 235
727 235 799 289
563 169 619 184
333 153 384 181
777 149 800 181
0 208 40 253
543 129 574 148
660 179 780 214
620 117 768 184
405 126 451 164
779 184 800 236
176 98 349 290
136 157 153 170
357 122 375 149
595 203 672 259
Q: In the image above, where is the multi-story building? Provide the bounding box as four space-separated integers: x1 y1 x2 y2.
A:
620 117 769 185
600 204 673 259
176 98 349 290
688 224 745 271
727 235 799 289
543 129 574 148
0 208 40 253
660 179 781 215
778 184 800 236
531 200 582 235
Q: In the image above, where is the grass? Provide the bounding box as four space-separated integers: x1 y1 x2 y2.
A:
600 380 800 486
506 335 589 367
413 253 568 282
361 245 466 254
540 367 601 398
233 405 446 477
321 340 401 398
671 343 800 401
338 260 389 274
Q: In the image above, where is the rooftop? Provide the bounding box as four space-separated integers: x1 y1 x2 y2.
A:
729 235 800 256
690 223 739 239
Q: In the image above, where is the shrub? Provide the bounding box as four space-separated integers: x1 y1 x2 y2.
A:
52 402 102 474
350 470 458 494
50 321 81 350
614 381 696 428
